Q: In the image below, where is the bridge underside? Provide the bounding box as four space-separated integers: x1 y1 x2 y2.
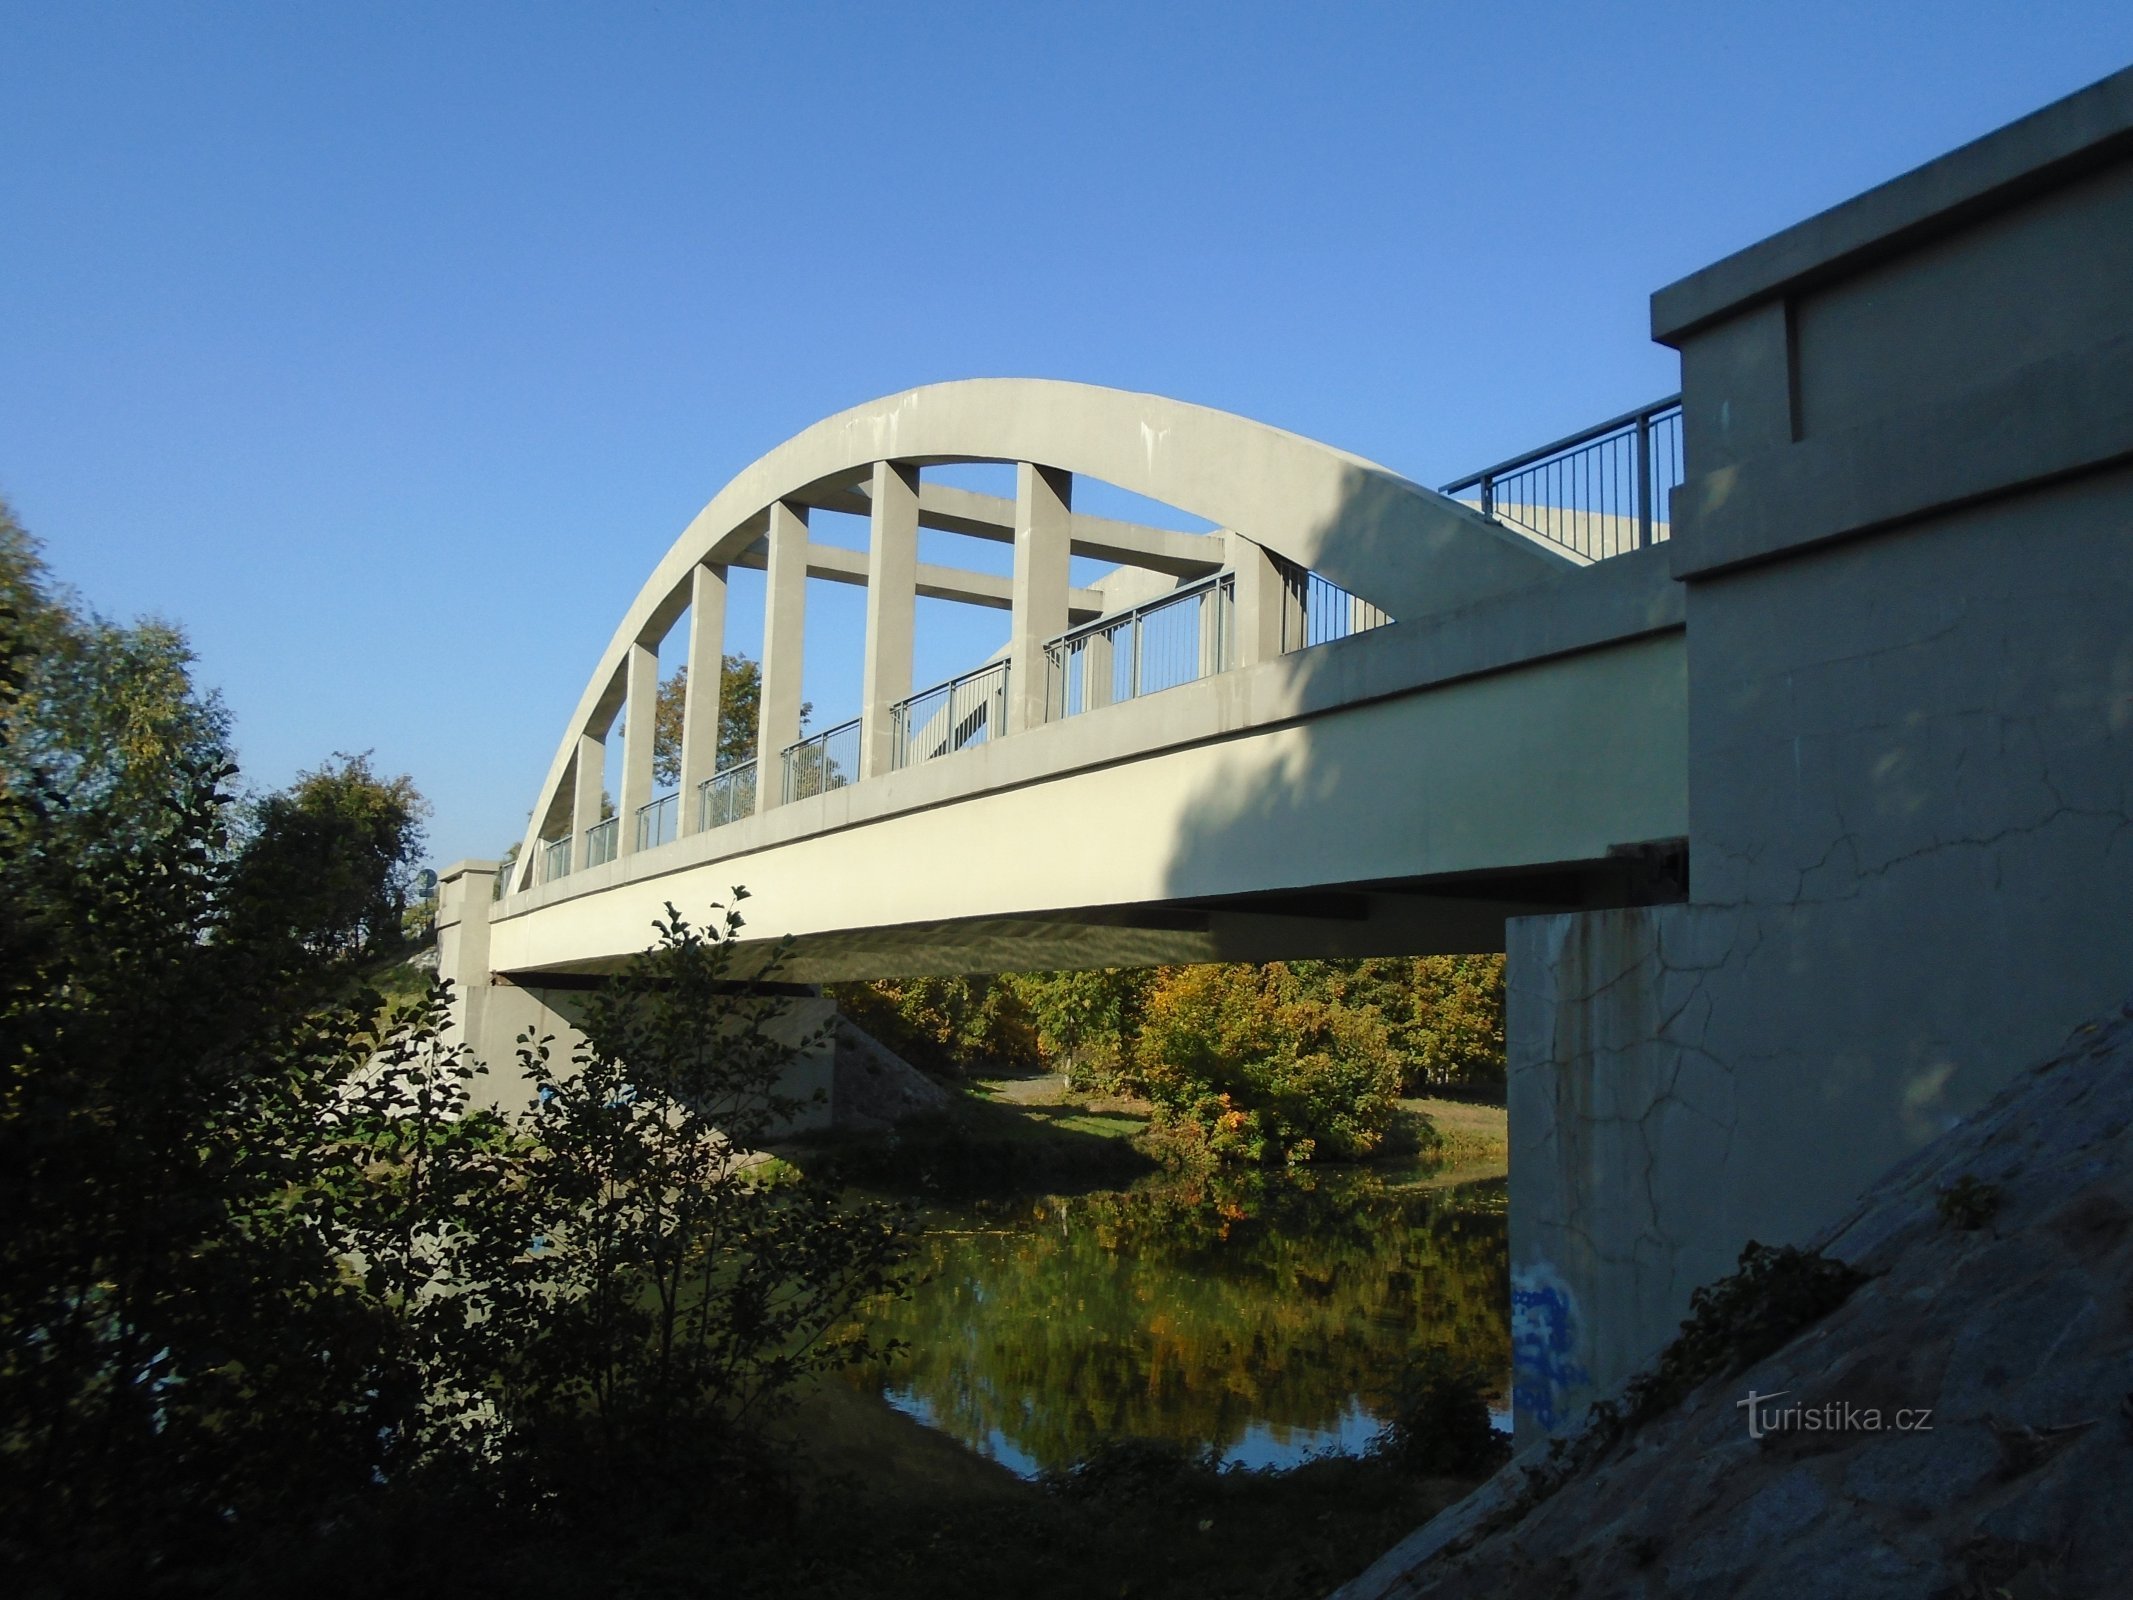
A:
496 855 1684 985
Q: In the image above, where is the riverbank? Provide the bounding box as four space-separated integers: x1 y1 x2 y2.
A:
752 1376 1496 1600
779 1066 1508 1195
743 1071 1515 1599
226 1072 1513 1600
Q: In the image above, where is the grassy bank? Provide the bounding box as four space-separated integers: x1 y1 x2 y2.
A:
780 1065 1158 1195
1405 1096 1509 1168
785 1069 1509 1198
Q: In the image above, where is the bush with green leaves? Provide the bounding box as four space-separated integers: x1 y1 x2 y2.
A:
1129 963 1406 1165
829 972 1039 1079
1005 967 1155 1091
0 503 907 1587
505 901 910 1482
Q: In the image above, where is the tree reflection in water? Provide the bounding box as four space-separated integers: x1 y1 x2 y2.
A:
854 1167 1508 1475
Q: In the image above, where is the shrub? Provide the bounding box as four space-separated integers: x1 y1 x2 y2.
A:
1129 964 1404 1164
1372 1349 1510 1476
830 974 1039 1079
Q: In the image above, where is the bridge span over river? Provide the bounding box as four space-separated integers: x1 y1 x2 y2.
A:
454 377 1687 991
439 66 2133 1446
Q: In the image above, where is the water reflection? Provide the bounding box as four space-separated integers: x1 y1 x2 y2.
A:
855 1165 1508 1476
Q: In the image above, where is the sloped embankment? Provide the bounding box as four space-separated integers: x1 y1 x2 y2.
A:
1337 1003 2133 1599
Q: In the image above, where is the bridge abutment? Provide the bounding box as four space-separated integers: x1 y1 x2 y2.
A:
437 859 835 1128
1508 70 2133 1441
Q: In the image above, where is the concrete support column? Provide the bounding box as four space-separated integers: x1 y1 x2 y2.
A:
756 500 808 813
677 562 727 833
1008 463 1073 733
435 858 498 1069
569 730 604 865
618 639 658 854
1225 532 1290 668
860 461 919 778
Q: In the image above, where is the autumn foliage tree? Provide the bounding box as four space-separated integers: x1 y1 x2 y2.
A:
649 655 807 785
1129 963 1406 1164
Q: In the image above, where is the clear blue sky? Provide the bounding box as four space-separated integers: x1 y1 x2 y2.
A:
5 2 2129 866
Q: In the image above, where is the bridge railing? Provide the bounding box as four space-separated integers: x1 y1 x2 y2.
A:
540 835 572 883
583 816 619 869
783 717 859 803
892 659 1009 770
1440 395 1683 561
1044 573 1235 719
1278 563 1393 651
696 758 757 830
634 790 679 852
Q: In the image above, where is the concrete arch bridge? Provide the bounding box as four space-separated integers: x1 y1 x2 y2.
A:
438 376 1689 1102
437 82 2133 1448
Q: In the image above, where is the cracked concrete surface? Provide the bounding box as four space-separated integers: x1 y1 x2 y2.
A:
1339 1000 2133 1600
1507 451 2133 1445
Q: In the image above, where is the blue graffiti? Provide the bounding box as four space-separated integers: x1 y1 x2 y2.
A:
1510 1275 1589 1433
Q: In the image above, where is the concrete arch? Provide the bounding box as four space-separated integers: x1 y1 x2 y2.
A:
510 378 1567 886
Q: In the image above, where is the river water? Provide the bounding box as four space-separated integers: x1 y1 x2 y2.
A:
847 1163 1510 1478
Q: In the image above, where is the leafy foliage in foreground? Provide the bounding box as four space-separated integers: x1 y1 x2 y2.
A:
506 905 909 1485
0 503 907 1592
1621 1241 1867 1426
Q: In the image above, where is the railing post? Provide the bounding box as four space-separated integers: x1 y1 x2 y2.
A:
1635 411 1655 550
1480 473 1494 519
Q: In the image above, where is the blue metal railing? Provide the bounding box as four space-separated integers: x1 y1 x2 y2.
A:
634 791 679 851
1278 565 1392 651
1441 395 1683 561
892 659 1009 770
1044 573 1234 719
782 718 859 803
540 836 572 883
583 816 619 868
697 759 757 830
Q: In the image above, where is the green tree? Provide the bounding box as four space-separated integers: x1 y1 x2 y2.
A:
831 973 1039 1079
225 750 430 962
1004 967 1154 1089
1287 956 1507 1093
509 901 909 1477
0 497 908 1587
0 501 233 845
0 510 477 1567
